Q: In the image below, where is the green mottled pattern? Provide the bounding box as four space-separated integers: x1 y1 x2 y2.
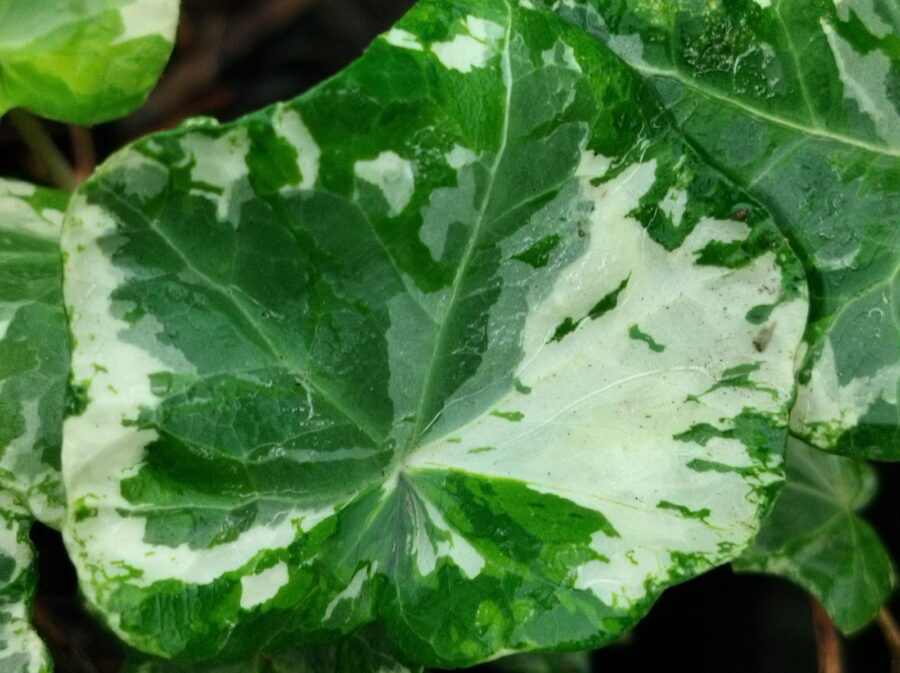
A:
0 179 69 528
736 438 895 632
0 493 52 673
62 0 807 666
0 0 178 124
547 0 900 460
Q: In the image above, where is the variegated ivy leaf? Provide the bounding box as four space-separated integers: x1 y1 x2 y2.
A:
546 0 900 460
124 625 423 673
0 493 52 673
62 0 807 666
0 179 69 528
0 0 179 124
735 438 895 633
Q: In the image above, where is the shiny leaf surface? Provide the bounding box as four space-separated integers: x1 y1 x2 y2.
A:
547 0 900 459
62 0 807 666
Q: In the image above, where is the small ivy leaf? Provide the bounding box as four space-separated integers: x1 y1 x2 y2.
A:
545 0 900 460
0 180 69 528
61 0 807 666
0 0 179 124
124 625 423 673
0 493 52 673
735 438 896 633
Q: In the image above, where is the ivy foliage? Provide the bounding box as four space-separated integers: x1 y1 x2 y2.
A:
0 0 896 670
545 0 900 460
0 0 179 124
61 0 805 666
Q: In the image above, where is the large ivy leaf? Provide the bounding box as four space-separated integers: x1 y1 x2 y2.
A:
61 0 807 666
735 438 895 632
546 0 900 459
0 493 51 673
0 179 69 528
0 0 179 124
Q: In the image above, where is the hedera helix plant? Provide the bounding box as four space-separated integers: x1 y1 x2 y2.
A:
0 0 896 671
63 1 807 664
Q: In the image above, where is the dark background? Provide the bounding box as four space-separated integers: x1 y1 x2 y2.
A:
4 1 897 671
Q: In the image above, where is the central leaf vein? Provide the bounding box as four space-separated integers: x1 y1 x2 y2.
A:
404 4 516 454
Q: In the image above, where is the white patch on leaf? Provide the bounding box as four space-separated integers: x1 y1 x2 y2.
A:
542 42 582 73
323 563 378 620
791 340 900 444
821 20 900 148
431 16 505 73
660 186 688 227
575 150 613 180
407 158 807 607
416 495 485 579
384 28 424 51
61 201 171 460
114 0 179 44
240 562 289 610
100 151 169 200
355 151 416 216
40 208 64 227
0 179 35 197
832 0 892 38
181 127 253 222
62 197 172 592
432 35 495 73
445 144 479 169
0 180 60 240
466 16 506 42
272 105 320 191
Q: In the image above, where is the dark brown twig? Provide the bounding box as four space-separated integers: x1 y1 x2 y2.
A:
809 597 843 673
877 608 900 673
7 111 76 191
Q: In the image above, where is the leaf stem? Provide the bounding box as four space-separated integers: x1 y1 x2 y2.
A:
68 125 96 185
7 110 77 191
809 596 843 673
877 608 900 673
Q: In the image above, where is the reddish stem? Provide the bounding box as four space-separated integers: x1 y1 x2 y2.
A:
809 597 843 673
877 608 900 673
